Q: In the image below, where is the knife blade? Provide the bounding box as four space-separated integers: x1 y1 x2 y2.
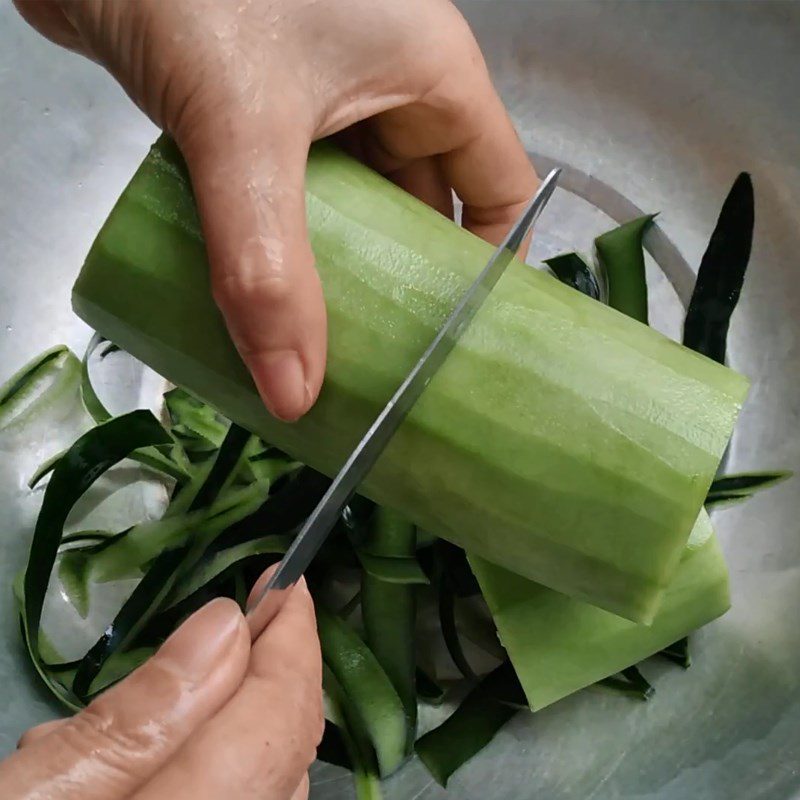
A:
246 167 560 636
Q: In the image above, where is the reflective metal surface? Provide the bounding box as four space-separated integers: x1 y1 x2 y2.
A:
1 2 798 798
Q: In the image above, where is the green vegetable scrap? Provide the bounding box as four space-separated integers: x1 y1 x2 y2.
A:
0 345 79 431
595 214 655 323
683 173 754 364
416 663 523 788
359 507 420 751
544 252 601 300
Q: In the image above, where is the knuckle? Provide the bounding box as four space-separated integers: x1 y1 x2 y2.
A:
56 705 146 776
426 4 484 74
212 267 293 312
53 660 182 775
17 719 62 749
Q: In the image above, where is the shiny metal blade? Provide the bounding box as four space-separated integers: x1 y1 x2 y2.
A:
246 168 560 634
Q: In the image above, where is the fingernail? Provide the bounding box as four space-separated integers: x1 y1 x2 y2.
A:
246 563 280 613
244 566 305 641
157 597 244 679
252 349 309 422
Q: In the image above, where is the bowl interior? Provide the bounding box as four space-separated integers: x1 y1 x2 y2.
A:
0 2 798 798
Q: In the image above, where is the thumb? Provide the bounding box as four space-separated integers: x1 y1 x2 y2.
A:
178 114 327 422
0 598 249 800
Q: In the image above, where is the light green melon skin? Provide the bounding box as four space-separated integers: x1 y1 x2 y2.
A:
72 137 748 622
469 510 730 710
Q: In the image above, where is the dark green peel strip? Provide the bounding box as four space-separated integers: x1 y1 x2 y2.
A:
316 720 353 770
485 662 527 709
72 545 188 697
704 493 750 510
595 215 656 323
545 252 601 300
621 665 654 700
165 386 229 452
217 466 330 546
22 410 171 659
683 173 754 363
436 548 477 681
80 334 189 482
658 636 691 668
99 342 120 357
87 646 155 697
58 551 92 618
361 508 418 752
436 541 480 599
439 585 477 681
165 534 292 608
187 423 252 512
339 590 362 619
414 529 438 550
0 347 66 407
317 605 407 777
0 346 80 431
59 529 115 546
72 424 263 698
86 513 203 582
232 569 247 610
323 665 384 800
28 449 66 488
87 483 268 644
0 344 72 411
13 576 83 711
705 471 791 509
357 552 429 585
708 471 791 497
416 669 446 705
86 482 269 584
599 665 654 701
80 333 113 423
415 663 519 788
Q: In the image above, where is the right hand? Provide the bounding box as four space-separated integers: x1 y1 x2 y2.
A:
15 0 538 422
0 577 323 800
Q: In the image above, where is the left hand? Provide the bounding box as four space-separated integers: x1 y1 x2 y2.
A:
14 0 538 423
0 577 323 800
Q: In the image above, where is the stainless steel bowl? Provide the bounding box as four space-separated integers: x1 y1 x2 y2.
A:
1 2 798 798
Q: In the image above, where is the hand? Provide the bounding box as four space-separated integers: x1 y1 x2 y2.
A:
0 579 323 800
14 0 537 422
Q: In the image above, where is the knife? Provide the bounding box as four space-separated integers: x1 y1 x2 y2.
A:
246 167 561 636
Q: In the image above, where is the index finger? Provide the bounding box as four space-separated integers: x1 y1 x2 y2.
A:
133 576 323 800
439 82 540 247
369 40 539 249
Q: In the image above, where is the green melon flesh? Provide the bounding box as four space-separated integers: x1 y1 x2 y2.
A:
72 136 748 622
469 510 730 710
